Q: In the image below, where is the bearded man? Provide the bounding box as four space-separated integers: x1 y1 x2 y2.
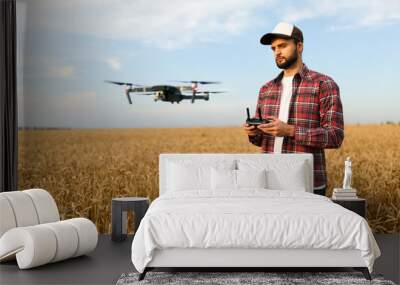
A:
244 22 344 196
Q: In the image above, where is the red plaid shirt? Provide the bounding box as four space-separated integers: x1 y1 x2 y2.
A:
249 64 344 189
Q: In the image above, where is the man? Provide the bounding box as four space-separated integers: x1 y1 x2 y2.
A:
244 22 344 196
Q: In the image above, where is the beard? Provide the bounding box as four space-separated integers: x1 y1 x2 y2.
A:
275 48 298 69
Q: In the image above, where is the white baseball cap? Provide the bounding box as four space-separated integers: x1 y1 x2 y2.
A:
260 22 304 45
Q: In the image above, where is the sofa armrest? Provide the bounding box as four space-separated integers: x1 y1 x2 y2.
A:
0 218 98 269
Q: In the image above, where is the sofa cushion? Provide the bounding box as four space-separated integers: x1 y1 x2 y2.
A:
0 189 60 239
0 191 39 228
0 218 98 269
0 196 17 237
24 189 60 224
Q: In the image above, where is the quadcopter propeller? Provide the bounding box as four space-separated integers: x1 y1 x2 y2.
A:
173 80 221 85
104 80 143 87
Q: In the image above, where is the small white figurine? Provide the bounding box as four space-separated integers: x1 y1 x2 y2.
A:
342 157 352 190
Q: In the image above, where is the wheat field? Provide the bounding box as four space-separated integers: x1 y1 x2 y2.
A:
18 125 400 234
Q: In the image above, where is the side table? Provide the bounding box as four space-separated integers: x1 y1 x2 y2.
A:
111 197 150 241
332 197 366 218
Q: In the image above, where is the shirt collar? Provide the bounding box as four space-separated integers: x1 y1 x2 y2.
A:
273 63 312 83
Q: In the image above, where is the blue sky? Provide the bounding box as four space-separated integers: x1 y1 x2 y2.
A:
17 0 400 128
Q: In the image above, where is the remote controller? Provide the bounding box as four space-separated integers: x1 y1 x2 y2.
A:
246 107 271 127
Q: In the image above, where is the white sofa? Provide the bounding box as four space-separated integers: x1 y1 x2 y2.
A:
0 188 98 269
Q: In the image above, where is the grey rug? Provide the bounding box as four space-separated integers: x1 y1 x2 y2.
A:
116 271 396 285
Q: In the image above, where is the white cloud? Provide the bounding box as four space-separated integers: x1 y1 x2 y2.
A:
280 0 400 29
21 0 400 50
105 57 122 71
27 0 271 49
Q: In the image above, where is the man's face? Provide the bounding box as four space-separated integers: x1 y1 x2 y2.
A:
270 38 301 69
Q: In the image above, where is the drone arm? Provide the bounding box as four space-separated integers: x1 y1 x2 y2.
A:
191 90 196 103
130 87 146 92
125 90 132 104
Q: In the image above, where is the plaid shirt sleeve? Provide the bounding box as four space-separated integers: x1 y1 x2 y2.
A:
294 79 344 148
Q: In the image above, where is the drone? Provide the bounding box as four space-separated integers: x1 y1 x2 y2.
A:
105 80 225 104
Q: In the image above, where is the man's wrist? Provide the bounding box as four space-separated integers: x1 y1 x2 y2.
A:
287 125 295 137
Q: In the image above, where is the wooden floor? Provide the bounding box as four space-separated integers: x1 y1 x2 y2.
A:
0 234 398 285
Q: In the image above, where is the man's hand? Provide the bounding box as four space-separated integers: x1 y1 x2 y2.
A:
243 123 261 136
257 116 295 137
